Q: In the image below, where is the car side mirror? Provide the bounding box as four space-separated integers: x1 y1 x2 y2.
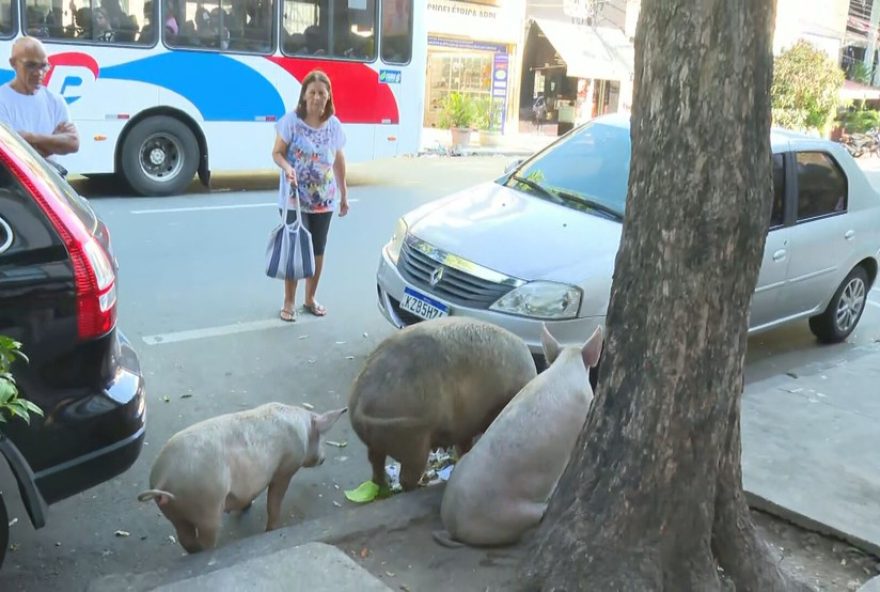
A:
504 158 524 175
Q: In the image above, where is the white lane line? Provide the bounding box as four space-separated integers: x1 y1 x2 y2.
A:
142 316 318 345
132 203 276 214
132 199 359 215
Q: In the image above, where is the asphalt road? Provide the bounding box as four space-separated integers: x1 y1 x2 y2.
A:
1 156 880 591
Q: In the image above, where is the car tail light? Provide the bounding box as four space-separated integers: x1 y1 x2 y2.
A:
0 150 117 340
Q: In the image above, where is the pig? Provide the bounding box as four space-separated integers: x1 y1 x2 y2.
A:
434 324 603 547
349 317 537 492
137 403 346 553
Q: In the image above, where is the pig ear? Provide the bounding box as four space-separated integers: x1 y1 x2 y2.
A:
581 325 603 369
541 323 561 365
315 407 347 433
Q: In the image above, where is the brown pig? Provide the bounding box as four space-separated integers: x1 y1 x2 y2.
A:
434 324 603 547
137 403 346 553
348 317 537 491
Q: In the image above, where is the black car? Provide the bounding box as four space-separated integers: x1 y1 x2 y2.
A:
0 123 146 568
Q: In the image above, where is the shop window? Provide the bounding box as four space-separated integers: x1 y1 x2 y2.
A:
380 0 410 64
795 151 848 222
24 0 151 44
281 0 376 61
165 0 274 53
0 0 15 38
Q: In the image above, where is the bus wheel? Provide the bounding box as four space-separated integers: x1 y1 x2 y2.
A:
121 116 199 196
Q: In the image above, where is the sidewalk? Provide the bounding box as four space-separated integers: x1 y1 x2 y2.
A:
419 126 556 158
742 343 880 555
88 344 880 591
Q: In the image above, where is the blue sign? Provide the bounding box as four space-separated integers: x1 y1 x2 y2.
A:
379 70 402 84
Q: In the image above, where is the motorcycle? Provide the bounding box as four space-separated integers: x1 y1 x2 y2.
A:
840 128 880 159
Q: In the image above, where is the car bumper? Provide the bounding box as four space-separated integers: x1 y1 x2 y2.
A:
26 330 146 505
376 247 604 354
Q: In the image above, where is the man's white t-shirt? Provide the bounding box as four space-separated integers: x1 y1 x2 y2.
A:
0 83 70 138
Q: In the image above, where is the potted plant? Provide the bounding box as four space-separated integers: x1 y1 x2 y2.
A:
438 92 478 149
1 336 43 429
476 97 503 147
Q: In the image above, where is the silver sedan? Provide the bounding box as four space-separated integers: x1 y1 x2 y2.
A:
376 114 880 353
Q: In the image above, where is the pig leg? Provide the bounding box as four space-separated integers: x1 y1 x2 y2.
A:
399 439 430 491
265 470 297 531
368 448 387 488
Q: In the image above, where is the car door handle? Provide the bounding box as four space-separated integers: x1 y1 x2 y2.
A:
772 249 786 262
845 230 856 240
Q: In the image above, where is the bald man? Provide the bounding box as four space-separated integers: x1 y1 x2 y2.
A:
0 37 79 159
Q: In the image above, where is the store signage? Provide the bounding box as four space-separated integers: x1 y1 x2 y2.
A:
426 0 524 42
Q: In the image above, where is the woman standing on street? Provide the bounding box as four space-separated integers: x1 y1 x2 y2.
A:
271 69 349 322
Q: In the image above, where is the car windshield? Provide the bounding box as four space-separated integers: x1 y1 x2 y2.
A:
502 121 631 220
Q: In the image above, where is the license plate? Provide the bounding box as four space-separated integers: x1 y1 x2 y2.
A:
400 287 449 320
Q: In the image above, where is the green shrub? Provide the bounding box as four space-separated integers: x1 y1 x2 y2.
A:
771 40 845 134
438 92 479 129
0 336 43 427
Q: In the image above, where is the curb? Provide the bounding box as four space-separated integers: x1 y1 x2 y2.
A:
744 491 880 557
87 486 444 592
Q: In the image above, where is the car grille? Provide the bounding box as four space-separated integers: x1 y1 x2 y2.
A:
397 237 520 309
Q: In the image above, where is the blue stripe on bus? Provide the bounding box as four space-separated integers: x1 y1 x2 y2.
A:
0 69 12 85
100 52 286 122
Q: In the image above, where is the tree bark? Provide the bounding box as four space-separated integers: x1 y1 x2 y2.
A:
517 1 813 590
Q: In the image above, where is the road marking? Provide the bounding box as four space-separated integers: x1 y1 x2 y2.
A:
142 316 318 345
132 203 276 214
132 199 358 215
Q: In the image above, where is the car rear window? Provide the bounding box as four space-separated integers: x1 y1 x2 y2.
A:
0 125 97 233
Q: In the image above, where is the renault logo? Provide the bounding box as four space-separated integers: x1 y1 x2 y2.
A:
429 266 444 287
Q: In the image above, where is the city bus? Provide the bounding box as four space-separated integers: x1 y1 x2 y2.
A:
0 0 426 195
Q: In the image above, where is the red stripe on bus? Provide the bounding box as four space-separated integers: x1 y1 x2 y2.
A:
266 58 400 125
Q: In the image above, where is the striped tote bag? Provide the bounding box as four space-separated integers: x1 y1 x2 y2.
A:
265 190 315 280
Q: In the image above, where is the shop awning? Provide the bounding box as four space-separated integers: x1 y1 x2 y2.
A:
531 18 634 82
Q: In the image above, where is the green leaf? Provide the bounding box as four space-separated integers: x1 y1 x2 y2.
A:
8 403 31 424
22 400 44 417
0 379 17 405
344 481 381 504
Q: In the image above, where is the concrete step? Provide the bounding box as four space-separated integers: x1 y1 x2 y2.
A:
90 542 392 592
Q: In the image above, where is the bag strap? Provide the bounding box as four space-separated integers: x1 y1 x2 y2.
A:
283 179 302 228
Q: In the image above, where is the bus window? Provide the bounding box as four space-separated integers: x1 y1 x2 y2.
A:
281 0 376 62
167 0 274 54
1 0 14 38
24 0 147 44
380 0 410 64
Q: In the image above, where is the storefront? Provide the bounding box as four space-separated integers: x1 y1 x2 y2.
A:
520 1 635 132
424 0 525 133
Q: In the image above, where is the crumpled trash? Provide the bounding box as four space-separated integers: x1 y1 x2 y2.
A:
344 448 457 504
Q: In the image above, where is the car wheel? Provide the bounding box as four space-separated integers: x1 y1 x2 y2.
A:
809 266 869 344
0 492 8 570
120 116 199 197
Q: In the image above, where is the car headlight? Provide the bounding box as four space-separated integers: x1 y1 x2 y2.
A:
490 281 582 319
385 218 408 264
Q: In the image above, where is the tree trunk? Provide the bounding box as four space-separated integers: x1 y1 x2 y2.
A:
518 1 813 590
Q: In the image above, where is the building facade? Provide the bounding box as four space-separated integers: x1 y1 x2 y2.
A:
519 0 637 131
423 0 526 133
